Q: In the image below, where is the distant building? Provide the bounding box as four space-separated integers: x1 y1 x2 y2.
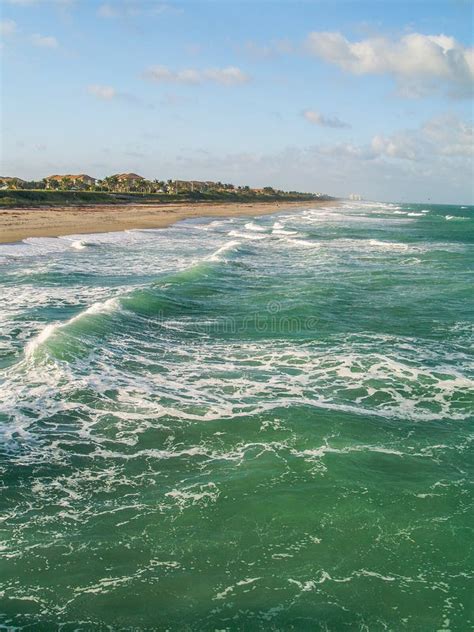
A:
113 173 145 186
349 193 363 201
45 174 96 189
174 180 217 192
0 176 26 189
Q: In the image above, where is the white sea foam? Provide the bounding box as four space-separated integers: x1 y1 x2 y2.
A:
325 237 432 255
292 444 405 461
0 237 70 260
166 482 219 509
214 576 261 600
0 227 181 261
302 205 413 226
368 240 410 251
6 330 471 434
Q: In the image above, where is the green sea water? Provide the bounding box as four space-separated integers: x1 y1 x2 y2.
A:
0 200 473 630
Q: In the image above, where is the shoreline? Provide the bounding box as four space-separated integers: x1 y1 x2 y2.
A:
0 199 337 244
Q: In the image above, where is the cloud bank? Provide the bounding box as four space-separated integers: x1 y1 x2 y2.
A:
372 113 473 160
306 31 474 98
157 113 473 203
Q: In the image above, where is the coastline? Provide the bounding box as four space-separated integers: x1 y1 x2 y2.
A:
0 199 337 244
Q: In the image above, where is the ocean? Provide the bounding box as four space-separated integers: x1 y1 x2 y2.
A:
0 201 472 630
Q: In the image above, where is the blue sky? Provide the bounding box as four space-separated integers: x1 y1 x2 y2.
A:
1 0 473 202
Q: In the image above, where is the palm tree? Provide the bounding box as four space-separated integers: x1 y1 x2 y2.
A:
60 177 73 190
103 175 119 192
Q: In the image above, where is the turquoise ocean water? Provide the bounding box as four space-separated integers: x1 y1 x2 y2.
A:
0 201 473 630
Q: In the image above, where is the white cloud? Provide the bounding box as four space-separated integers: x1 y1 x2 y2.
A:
371 113 473 160
204 67 249 85
305 31 474 98
31 33 58 48
422 113 473 156
0 19 17 37
88 84 117 100
371 133 422 161
87 84 151 108
143 65 250 85
98 2 182 18
303 110 350 129
316 142 376 161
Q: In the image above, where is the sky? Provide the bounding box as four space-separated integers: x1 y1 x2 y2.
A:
1 0 473 203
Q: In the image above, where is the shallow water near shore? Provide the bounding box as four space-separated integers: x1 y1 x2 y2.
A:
0 200 473 630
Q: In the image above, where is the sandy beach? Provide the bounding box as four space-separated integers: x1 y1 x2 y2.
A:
0 199 335 244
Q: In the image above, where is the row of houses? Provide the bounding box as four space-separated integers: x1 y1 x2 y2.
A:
44 174 97 188
0 173 147 190
0 174 323 198
0 173 225 192
45 173 146 189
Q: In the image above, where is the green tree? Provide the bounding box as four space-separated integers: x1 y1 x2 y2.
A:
103 176 119 192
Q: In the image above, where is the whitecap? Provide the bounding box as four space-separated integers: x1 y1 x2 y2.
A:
272 229 299 236
24 297 121 358
70 240 87 250
205 240 241 262
228 230 266 241
244 221 266 232
284 238 319 248
368 240 410 251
